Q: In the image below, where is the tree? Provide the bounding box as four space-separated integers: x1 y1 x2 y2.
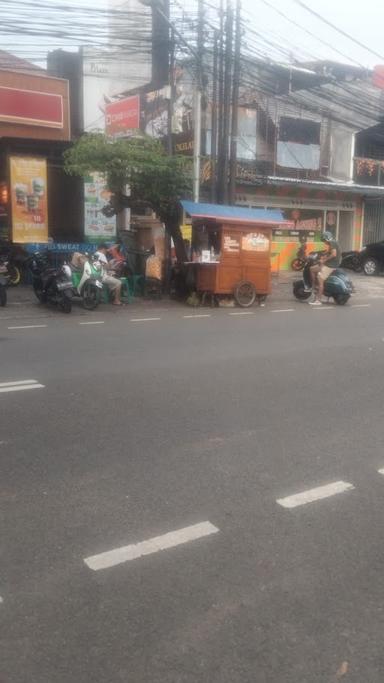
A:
64 133 192 262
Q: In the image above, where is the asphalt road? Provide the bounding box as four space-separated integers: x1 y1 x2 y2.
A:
2 294 384 682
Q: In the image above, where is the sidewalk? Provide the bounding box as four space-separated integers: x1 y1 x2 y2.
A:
3 271 384 317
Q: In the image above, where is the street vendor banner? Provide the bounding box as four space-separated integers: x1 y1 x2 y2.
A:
84 172 116 241
10 156 48 243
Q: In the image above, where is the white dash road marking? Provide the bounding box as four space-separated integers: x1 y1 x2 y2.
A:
378 469 384 476
130 317 161 322
84 521 219 571
8 324 47 330
351 304 371 308
79 321 105 325
270 309 295 313
0 379 45 394
229 311 254 316
183 314 211 319
277 480 354 509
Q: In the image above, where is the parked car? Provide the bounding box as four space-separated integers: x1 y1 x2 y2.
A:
340 241 384 276
356 241 384 276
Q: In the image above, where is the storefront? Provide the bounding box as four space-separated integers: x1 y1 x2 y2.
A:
235 178 384 271
0 59 81 245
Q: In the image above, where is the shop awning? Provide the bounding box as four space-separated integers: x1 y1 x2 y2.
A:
181 201 294 227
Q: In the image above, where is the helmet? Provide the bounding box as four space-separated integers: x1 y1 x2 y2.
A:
321 231 333 243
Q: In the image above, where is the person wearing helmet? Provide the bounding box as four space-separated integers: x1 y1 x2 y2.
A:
309 231 341 305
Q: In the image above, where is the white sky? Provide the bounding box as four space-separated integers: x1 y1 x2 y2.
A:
4 0 384 70
242 0 384 68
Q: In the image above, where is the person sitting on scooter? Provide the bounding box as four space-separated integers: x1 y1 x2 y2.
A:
309 231 341 306
94 244 122 306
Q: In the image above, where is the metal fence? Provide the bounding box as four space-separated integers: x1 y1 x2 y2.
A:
363 199 384 245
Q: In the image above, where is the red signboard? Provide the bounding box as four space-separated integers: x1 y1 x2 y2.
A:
105 95 140 137
0 86 63 128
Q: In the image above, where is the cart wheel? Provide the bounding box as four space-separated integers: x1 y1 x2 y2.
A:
234 280 256 307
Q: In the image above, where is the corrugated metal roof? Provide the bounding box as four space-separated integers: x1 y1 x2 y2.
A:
181 201 294 226
266 176 384 196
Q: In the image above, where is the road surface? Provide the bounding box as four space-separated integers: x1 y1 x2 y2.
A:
1 295 384 682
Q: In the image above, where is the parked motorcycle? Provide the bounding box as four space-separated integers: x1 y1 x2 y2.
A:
64 254 103 310
0 256 9 307
27 252 73 313
0 242 28 286
293 252 354 305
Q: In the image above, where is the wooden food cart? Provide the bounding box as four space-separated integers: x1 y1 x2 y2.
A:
181 201 294 307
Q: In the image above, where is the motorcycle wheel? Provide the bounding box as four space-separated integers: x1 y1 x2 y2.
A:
291 258 305 272
0 286 7 307
293 281 312 300
8 265 21 286
82 282 101 310
33 285 46 303
59 297 72 313
334 293 350 305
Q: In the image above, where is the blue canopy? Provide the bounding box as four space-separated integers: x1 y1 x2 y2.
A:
181 201 293 227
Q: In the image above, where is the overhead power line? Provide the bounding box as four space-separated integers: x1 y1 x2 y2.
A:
291 0 384 63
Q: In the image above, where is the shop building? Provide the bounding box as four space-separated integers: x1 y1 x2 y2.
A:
0 51 81 245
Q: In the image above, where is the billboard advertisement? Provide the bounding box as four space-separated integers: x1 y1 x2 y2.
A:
10 157 48 243
105 95 140 137
84 173 116 241
82 20 150 133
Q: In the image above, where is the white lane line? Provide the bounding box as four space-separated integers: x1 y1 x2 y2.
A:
0 379 45 394
130 317 161 322
84 521 219 571
8 324 47 330
0 380 39 388
378 469 384 476
277 481 354 509
79 321 105 325
229 311 254 316
183 314 211 319
351 304 371 308
311 306 337 310
270 309 295 313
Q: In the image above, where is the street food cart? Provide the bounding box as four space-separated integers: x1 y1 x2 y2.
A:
181 201 294 306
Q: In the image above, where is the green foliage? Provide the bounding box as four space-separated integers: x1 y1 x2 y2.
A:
64 133 192 222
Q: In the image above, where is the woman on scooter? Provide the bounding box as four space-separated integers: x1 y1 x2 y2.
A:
309 231 341 306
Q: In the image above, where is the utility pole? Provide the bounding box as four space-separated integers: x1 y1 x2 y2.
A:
141 0 203 203
167 27 175 156
210 30 219 202
193 0 204 203
219 0 233 203
216 0 225 203
229 0 241 204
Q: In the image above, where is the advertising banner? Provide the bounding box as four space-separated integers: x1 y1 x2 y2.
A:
84 173 116 241
10 156 48 243
105 95 140 137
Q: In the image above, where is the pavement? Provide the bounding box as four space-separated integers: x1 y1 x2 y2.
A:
2 272 384 682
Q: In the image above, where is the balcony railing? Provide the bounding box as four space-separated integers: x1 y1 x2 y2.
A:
354 157 384 186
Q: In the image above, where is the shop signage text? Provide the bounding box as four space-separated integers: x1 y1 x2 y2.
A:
105 96 140 137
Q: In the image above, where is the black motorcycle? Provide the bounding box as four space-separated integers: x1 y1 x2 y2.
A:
27 252 73 313
0 256 9 307
293 251 354 305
